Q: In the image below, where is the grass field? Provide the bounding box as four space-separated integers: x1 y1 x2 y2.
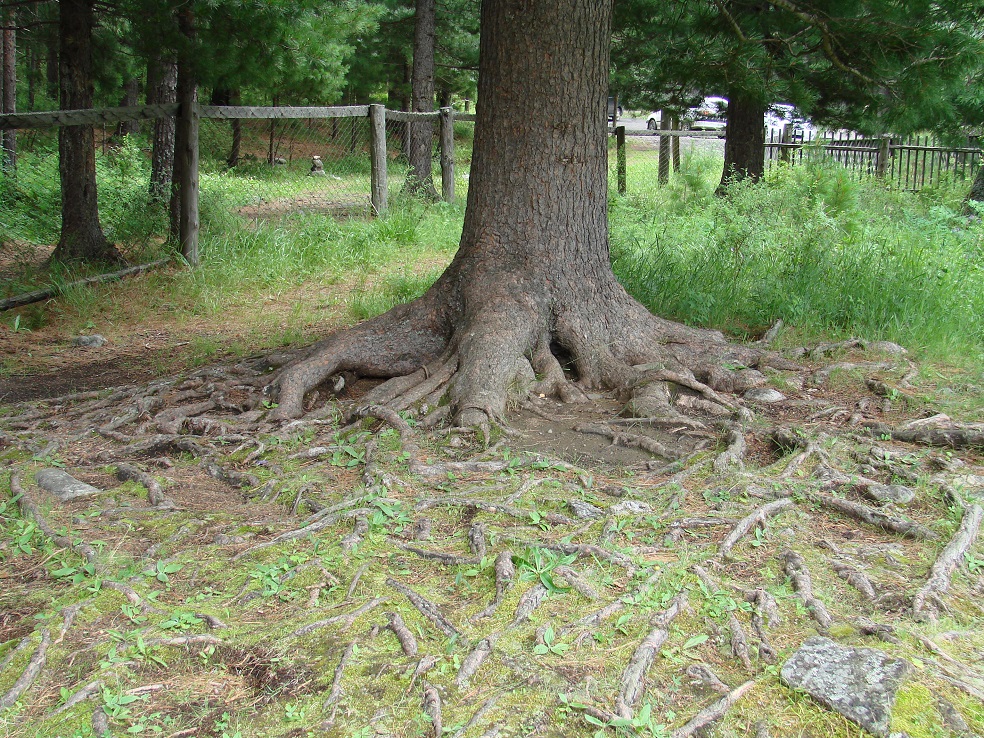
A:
0 141 982 738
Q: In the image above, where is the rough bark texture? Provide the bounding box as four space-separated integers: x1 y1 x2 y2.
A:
149 56 177 206
3 8 16 170
719 91 766 192
51 0 122 265
404 0 439 199
270 0 766 427
115 77 140 137
964 160 984 216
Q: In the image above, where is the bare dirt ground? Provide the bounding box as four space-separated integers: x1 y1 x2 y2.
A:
1 269 983 737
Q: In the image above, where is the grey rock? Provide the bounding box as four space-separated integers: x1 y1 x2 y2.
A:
71 334 106 348
868 341 907 356
744 387 786 404
610 500 652 516
568 499 604 519
35 469 101 501
781 636 912 737
213 533 250 545
863 483 915 505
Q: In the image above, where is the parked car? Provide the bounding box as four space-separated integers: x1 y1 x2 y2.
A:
646 110 661 130
608 96 624 123
683 97 728 131
765 103 815 141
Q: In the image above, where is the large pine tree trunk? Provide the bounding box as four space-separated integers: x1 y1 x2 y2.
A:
718 91 766 192
50 0 122 264
403 0 438 199
270 0 769 426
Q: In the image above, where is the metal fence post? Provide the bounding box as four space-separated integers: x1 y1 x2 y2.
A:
616 125 626 195
369 104 388 215
439 107 454 203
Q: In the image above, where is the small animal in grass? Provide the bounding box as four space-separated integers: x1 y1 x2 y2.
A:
310 155 326 176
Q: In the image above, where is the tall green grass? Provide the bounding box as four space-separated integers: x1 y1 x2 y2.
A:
610 155 984 361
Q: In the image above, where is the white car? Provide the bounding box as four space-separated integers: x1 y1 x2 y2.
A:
765 103 815 141
649 97 728 132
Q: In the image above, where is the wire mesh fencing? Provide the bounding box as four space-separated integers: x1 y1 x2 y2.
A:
199 109 375 224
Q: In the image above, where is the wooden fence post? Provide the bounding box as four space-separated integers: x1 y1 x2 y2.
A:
369 104 388 215
176 7 199 266
779 125 792 164
616 125 626 195
658 115 670 185
671 116 680 172
439 106 454 203
876 136 891 178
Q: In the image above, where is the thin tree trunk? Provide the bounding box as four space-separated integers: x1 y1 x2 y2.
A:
149 56 177 206
51 0 122 264
404 0 438 198
718 91 766 193
115 77 140 137
45 29 57 101
3 8 16 170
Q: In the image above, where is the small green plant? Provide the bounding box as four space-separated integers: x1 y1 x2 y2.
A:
100 686 147 720
141 560 183 584
533 625 569 656
158 611 203 631
964 552 983 574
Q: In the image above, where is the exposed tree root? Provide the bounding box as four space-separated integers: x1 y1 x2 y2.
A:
913 504 983 621
290 598 388 638
455 632 499 689
808 492 936 540
718 498 794 559
11 470 99 566
671 681 756 738
864 422 984 449
782 549 833 632
422 684 443 738
387 578 462 640
0 628 50 710
471 551 515 622
615 592 687 719
511 583 548 627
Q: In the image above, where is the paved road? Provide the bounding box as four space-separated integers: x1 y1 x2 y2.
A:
614 117 726 158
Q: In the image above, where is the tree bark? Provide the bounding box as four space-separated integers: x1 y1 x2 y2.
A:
718 91 766 193
3 8 16 170
149 56 177 209
404 0 439 199
964 159 984 216
50 0 122 265
270 0 766 427
115 77 140 137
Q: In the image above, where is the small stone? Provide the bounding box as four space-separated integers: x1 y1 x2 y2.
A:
569 499 604 519
868 341 907 356
213 533 250 545
35 469 101 501
781 636 912 737
744 387 786 404
610 500 652 516
72 334 106 348
863 483 915 505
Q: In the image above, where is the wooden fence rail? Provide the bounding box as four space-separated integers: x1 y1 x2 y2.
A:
0 103 479 263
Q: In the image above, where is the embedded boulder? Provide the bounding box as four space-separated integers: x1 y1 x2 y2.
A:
780 636 912 737
35 469 102 501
